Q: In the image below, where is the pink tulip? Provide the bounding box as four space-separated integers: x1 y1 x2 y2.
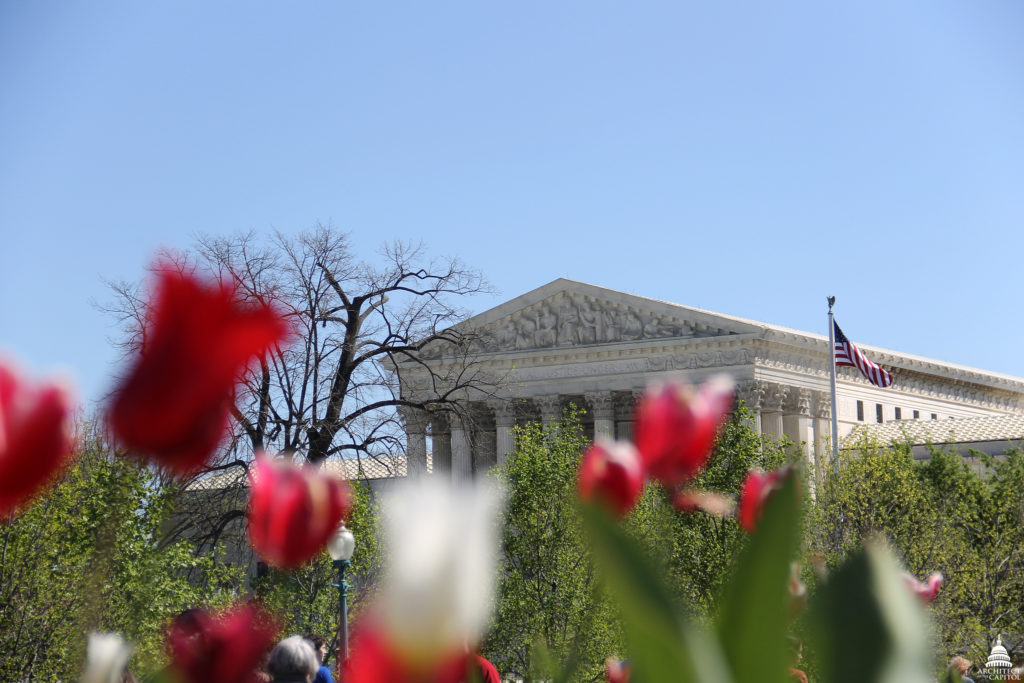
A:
578 439 645 518
633 376 733 487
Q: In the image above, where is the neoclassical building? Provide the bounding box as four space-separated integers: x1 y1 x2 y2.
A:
397 279 1024 484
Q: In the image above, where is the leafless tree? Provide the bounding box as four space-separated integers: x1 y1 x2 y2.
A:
101 224 497 553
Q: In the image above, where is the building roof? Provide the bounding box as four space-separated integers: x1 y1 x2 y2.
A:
844 414 1024 448
186 453 432 491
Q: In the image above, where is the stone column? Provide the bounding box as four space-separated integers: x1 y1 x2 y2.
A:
735 380 765 433
812 392 832 481
398 406 428 479
761 383 787 441
783 388 815 498
614 390 642 441
536 395 562 428
488 400 516 467
450 415 473 486
586 391 616 440
429 413 451 478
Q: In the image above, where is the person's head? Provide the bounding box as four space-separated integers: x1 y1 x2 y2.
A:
949 656 971 677
267 636 318 682
303 633 327 664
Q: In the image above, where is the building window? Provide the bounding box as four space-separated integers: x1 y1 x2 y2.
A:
913 410 920 419
857 400 864 421
876 404 883 423
931 413 938 420
895 407 902 420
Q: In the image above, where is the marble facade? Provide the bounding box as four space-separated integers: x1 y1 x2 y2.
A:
397 279 1024 484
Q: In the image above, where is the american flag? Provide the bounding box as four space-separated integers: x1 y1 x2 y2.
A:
833 321 893 388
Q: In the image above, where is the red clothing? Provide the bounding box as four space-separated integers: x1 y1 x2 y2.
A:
471 654 500 683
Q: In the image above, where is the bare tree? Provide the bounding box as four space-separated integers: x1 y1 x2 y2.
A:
101 224 497 552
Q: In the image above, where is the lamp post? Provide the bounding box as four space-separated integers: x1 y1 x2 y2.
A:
327 522 356 666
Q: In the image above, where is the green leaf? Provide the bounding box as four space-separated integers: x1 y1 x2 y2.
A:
580 501 711 683
808 542 933 683
716 472 802 683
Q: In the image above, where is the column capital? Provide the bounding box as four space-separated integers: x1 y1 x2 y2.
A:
811 391 831 420
535 395 562 424
584 391 616 421
398 405 428 432
486 399 516 427
786 388 812 417
735 380 766 411
763 382 789 413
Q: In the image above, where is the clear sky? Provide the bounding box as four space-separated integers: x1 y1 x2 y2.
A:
3 1 1024 406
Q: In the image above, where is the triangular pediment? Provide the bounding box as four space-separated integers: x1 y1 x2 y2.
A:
458 279 765 353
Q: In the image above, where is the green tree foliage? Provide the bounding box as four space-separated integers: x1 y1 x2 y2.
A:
810 439 1024 671
0 424 242 681
633 407 789 615
485 409 621 681
485 406 791 681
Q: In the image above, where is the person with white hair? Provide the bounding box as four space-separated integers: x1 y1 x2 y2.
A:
267 635 319 683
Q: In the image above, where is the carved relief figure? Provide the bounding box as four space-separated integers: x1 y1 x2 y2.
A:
578 299 599 345
602 305 620 342
535 304 557 348
557 294 580 346
515 312 537 350
619 306 643 340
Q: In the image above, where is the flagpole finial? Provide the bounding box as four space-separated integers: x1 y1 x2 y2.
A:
827 296 836 312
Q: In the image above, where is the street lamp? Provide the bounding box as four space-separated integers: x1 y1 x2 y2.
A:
327 522 356 664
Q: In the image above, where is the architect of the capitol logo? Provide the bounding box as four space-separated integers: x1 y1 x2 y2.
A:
984 635 1017 681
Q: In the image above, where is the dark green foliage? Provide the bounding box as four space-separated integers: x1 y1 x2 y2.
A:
0 427 242 680
484 410 621 681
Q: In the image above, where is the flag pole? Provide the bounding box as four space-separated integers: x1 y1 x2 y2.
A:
827 296 839 466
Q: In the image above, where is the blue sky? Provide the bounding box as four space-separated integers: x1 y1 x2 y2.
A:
2 1 1023 406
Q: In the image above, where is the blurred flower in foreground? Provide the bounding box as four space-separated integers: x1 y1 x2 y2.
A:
737 467 793 533
605 656 630 683
109 265 291 476
578 438 645 518
80 632 132 683
902 571 943 604
247 454 353 568
0 359 76 516
345 478 503 680
633 375 734 487
166 604 279 683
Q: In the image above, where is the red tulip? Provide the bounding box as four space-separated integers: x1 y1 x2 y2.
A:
578 439 645 518
0 360 76 516
166 603 279 683
737 467 792 533
342 621 471 683
902 571 943 604
109 265 291 475
633 375 733 487
247 454 354 568
605 657 630 683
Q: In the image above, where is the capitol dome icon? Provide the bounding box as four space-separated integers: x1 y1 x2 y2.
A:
986 635 1013 678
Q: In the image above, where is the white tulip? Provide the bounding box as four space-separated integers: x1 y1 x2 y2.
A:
80 632 133 683
377 478 504 667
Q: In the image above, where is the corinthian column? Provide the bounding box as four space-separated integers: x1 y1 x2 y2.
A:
585 391 616 440
761 383 787 441
488 400 516 467
536 395 562 428
429 413 451 477
735 381 765 433
398 406 428 479
450 415 473 486
812 392 832 482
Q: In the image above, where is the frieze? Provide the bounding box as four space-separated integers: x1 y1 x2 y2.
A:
476 292 736 353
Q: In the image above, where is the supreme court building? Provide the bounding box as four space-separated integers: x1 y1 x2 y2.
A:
397 279 1024 484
